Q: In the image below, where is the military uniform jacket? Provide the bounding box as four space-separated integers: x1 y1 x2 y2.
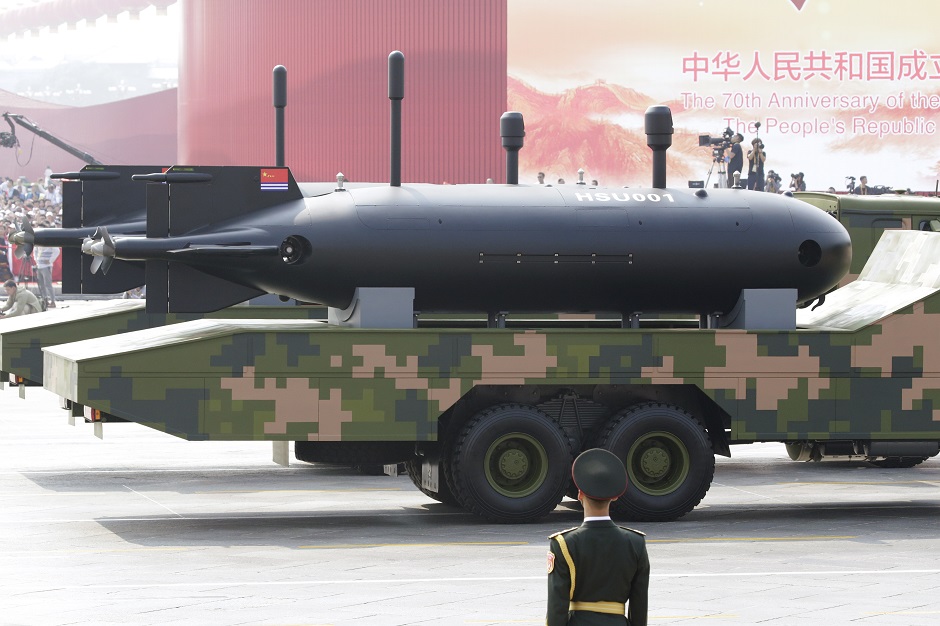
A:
1 288 42 317
546 520 649 626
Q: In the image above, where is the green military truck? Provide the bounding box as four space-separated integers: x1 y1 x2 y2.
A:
42 229 940 523
795 191 940 285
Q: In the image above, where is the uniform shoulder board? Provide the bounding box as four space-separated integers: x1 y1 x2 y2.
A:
548 527 579 539
619 526 646 536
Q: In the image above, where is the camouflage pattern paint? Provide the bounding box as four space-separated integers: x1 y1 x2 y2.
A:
42 294 940 444
0 300 325 386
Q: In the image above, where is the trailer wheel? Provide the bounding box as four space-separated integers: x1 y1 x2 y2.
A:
596 403 714 522
869 456 928 468
404 457 459 506
450 404 573 523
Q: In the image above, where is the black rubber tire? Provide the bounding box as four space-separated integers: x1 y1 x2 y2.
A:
450 404 573 523
404 457 460 505
565 481 580 500
440 426 460 506
869 457 929 468
596 402 714 522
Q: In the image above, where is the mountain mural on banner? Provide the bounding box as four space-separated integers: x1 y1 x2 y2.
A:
509 77 709 188
509 74 940 191
509 0 940 192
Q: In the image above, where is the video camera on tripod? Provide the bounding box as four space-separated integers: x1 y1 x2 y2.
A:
698 127 734 161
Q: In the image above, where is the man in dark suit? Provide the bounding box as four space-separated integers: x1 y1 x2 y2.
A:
727 133 744 188
546 449 650 626
854 176 870 195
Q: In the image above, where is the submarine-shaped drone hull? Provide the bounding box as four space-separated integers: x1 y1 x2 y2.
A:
81 166 851 316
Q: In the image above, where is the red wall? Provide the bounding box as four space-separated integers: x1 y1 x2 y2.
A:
179 0 508 184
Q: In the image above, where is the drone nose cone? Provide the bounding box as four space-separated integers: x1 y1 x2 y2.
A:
788 199 853 301
800 230 852 294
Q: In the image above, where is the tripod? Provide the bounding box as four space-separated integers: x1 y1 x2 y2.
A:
704 156 728 189
16 253 36 288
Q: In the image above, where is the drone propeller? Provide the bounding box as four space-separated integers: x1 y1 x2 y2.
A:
82 227 116 275
11 221 35 258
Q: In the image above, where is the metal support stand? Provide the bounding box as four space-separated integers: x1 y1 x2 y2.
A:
718 289 798 330
328 287 416 329
487 312 508 329
273 441 290 467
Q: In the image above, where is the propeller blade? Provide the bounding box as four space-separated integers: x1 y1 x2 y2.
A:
90 255 115 275
100 227 115 255
12 221 34 258
84 226 116 274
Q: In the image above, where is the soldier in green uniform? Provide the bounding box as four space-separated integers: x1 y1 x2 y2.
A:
546 448 650 626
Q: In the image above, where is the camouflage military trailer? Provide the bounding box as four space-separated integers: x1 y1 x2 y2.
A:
43 229 940 523
0 299 325 390
28 55 940 523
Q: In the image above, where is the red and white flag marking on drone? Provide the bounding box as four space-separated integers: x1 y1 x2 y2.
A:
260 168 288 191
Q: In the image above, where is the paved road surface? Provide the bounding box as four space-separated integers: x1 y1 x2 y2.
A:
2 385 939 625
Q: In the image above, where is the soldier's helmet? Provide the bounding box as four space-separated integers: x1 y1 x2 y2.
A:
572 448 628 500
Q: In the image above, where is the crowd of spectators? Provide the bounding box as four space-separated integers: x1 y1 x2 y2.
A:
0 172 65 287
1 172 64 231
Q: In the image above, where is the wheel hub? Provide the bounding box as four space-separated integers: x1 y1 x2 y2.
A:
626 430 691 496
639 446 670 479
498 449 529 480
482 432 549 498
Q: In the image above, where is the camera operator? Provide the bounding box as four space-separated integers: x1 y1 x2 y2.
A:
765 170 781 194
727 133 744 187
853 175 870 195
747 138 766 191
789 172 806 192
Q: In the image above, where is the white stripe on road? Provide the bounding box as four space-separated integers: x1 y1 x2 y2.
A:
6 569 940 591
